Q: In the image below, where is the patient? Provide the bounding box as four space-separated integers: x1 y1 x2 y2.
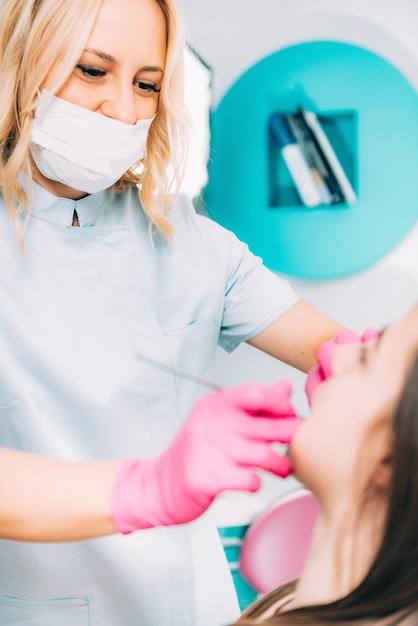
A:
235 304 418 625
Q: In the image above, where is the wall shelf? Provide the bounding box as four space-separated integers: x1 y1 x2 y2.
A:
268 108 357 209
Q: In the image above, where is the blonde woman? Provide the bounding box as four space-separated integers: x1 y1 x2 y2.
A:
0 0 344 623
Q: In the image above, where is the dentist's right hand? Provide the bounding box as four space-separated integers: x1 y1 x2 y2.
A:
111 381 301 534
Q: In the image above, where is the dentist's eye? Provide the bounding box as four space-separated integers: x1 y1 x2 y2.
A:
76 65 106 78
135 81 161 94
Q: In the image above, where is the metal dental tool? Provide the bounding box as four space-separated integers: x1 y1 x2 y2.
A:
136 354 293 458
136 354 223 391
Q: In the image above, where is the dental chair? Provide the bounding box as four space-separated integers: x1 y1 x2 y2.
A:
239 488 319 593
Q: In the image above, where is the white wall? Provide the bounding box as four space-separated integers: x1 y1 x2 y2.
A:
178 0 418 518
180 0 418 102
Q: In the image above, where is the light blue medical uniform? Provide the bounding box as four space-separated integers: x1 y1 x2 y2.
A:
0 181 298 625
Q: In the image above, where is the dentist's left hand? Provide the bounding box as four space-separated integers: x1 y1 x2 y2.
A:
305 327 381 405
110 381 302 533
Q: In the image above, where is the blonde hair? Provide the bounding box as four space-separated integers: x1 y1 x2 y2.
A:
0 0 189 247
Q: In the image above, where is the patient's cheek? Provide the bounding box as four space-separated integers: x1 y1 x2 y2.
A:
288 415 335 493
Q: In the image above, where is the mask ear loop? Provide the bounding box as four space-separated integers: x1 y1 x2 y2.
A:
36 88 56 102
34 89 47 113
36 88 50 101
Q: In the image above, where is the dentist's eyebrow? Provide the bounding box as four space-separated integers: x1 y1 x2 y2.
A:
139 66 164 74
84 48 118 64
83 49 164 74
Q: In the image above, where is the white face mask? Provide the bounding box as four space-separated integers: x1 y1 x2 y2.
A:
30 93 155 194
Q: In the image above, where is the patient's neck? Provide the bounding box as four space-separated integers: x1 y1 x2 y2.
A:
286 495 386 610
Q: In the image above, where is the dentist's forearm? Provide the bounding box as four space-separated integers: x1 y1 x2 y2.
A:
0 448 120 541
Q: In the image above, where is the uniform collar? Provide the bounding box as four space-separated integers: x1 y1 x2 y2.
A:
22 175 108 227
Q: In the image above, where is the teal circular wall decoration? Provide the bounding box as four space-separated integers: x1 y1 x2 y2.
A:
204 41 418 279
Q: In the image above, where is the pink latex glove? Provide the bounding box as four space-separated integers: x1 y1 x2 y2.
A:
305 327 381 405
110 381 302 533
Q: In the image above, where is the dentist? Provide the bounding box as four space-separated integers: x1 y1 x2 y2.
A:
0 0 342 624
